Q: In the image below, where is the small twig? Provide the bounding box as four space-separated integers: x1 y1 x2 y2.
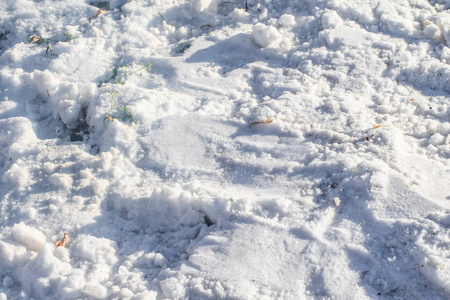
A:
158 12 166 22
223 1 239 6
115 0 129 11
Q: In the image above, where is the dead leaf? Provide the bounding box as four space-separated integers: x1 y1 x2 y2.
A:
251 118 274 125
90 9 106 20
29 35 39 43
56 233 68 248
373 124 389 129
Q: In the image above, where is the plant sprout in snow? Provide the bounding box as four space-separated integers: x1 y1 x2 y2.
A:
105 90 138 124
99 61 152 87
26 34 57 56
64 32 76 41
25 32 77 56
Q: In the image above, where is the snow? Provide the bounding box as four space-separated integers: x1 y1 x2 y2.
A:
253 23 282 48
0 0 449 299
12 223 46 252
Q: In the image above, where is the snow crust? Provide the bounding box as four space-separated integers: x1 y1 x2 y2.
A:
0 0 449 299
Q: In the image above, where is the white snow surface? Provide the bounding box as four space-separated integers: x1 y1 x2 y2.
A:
0 0 449 299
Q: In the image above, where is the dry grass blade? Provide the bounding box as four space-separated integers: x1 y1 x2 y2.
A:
372 124 389 128
251 118 274 125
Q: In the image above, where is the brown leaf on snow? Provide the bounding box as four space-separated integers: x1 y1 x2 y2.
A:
90 9 106 20
251 118 274 125
56 233 68 248
29 35 40 43
372 124 389 128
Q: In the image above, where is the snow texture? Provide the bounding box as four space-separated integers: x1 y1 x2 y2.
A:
0 0 449 299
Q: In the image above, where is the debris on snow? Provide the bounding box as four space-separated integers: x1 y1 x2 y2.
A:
333 197 341 207
250 118 274 125
55 233 68 248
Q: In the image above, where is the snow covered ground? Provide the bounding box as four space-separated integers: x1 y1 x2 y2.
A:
0 0 449 299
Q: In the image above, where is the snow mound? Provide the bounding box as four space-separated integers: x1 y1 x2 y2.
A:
12 223 46 251
252 23 282 48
